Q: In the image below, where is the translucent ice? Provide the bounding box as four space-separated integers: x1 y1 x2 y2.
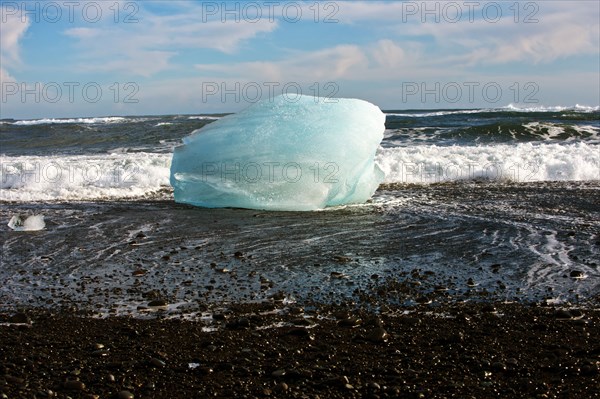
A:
170 95 385 211
8 214 45 231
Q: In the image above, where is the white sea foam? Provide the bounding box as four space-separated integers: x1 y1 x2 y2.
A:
188 115 221 120
1 153 171 202
12 117 128 126
386 109 485 117
386 104 599 118
503 104 600 113
376 142 600 184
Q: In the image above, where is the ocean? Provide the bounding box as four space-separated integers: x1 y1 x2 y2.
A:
1 105 599 316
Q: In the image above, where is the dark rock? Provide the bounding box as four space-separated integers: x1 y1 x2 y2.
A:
271 369 286 377
274 382 288 391
8 313 30 324
492 361 507 371
149 358 166 368
330 271 347 279
117 391 135 399
287 327 312 338
290 318 313 326
554 309 573 320
332 255 352 263
337 317 361 327
5 375 25 386
481 304 497 313
366 327 389 343
64 380 85 391
226 318 250 330
570 270 584 279
147 299 168 308
416 296 432 304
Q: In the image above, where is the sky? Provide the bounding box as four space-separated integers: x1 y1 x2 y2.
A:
1 0 599 119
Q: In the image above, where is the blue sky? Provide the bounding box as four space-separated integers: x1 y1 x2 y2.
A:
1 0 599 118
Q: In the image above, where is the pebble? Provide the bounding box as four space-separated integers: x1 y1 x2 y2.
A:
366 327 389 343
332 255 352 263
416 296 432 304
492 361 506 371
569 270 584 279
5 375 25 386
365 317 384 328
64 380 86 391
272 369 286 377
8 312 30 324
226 318 250 330
481 304 497 313
92 350 108 357
554 309 575 320
337 317 361 327
275 382 288 391
150 358 166 368
117 391 135 399
287 327 313 339
147 299 168 308
290 318 312 326
330 271 347 279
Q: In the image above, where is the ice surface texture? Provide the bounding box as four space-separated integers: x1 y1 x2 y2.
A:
170 95 385 211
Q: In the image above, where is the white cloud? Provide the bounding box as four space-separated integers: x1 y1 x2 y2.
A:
0 67 16 83
414 3 597 66
371 39 405 68
63 4 278 76
0 5 30 82
195 44 371 83
332 1 599 66
193 38 426 86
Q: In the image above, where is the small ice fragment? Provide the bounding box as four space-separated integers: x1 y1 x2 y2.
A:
8 215 45 231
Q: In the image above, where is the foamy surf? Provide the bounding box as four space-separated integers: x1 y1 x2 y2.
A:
376 142 600 184
1 153 171 202
11 117 129 126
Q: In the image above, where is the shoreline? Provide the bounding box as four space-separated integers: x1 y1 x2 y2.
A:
1 181 599 397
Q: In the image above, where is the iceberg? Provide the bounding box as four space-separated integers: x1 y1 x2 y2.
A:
170 95 385 211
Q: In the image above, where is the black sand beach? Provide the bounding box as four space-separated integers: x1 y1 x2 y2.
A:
1 300 599 398
1 182 599 398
